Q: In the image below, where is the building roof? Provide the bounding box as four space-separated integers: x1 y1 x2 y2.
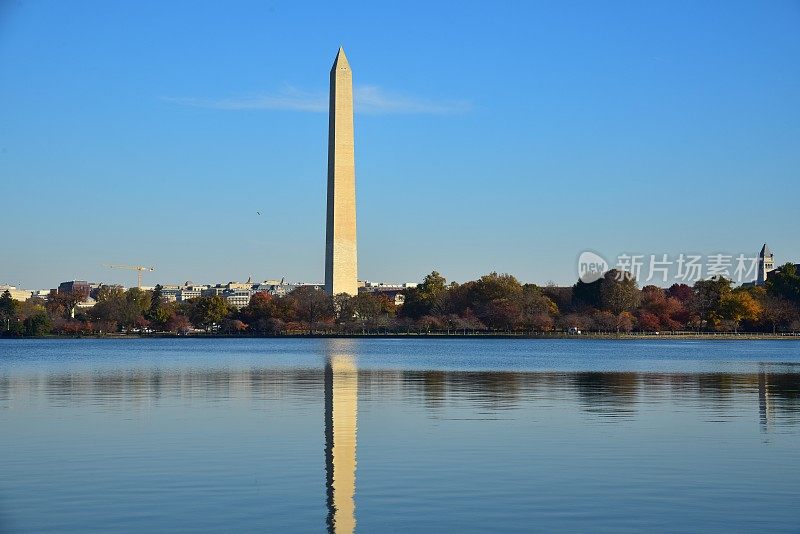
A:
760 243 772 258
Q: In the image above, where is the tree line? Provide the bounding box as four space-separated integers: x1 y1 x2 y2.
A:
2 263 800 337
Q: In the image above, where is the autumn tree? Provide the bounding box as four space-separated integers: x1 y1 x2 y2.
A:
637 311 662 332
47 288 89 319
638 285 683 331
519 284 558 331
759 294 797 334
666 283 693 303
592 310 617 332
287 286 334 331
238 292 282 334
461 273 523 330
165 313 192 334
720 289 761 333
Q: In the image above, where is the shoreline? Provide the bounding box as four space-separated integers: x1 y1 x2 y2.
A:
3 332 798 341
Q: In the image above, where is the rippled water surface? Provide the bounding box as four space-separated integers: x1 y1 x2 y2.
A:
2 338 800 533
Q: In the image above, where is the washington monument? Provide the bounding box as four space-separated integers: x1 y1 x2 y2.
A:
325 47 358 296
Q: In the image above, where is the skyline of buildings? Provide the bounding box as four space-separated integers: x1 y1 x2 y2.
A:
0 241 791 312
0 278 417 311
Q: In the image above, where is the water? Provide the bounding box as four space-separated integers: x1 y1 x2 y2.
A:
1 338 799 533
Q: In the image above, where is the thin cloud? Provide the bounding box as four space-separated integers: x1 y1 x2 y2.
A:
355 85 470 115
164 85 470 115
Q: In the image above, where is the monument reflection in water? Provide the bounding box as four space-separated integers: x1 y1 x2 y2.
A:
324 340 358 534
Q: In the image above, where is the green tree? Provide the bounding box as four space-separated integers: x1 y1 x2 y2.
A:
766 263 800 305
473 272 523 304
147 285 170 329
95 285 124 303
573 276 603 308
333 293 355 323
352 293 382 331
189 295 233 331
400 271 448 319
0 290 19 333
23 312 52 336
598 270 641 314
125 287 152 315
692 277 732 330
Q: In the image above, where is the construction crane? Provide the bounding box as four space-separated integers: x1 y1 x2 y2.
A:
105 264 155 288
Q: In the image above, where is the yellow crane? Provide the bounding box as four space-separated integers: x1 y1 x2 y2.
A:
105 264 155 288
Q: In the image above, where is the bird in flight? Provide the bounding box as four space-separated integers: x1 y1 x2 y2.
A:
256 211 261 215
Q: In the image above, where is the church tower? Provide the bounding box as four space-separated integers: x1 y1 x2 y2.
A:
756 243 775 286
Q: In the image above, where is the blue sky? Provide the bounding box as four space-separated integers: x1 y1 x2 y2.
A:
2 0 798 289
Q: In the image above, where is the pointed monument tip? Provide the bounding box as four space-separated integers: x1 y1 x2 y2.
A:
332 46 349 68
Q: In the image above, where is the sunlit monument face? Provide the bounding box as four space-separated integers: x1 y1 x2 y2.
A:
324 47 358 297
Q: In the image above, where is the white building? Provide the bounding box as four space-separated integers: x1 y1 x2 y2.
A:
756 243 775 286
224 290 252 310
0 285 33 302
359 281 418 306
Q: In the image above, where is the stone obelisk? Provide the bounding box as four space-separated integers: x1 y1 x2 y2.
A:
325 47 358 296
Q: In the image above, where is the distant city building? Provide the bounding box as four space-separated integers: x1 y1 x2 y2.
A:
0 285 33 301
156 280 309 309
58 280 92 295
224 290 252 310
359 281 418 306
756 243 775 286
252 281 295 298
75 297 97 309
201 286 227 297
159 283 209 302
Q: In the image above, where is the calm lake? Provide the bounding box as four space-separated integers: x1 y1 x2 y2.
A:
1 338 799 533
